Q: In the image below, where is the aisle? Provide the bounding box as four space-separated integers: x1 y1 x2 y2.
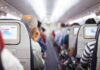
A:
46 39 60 70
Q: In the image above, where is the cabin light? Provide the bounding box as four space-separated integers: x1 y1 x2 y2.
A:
28 0 47 22
50 0 80 23
7 14 21 19
0 7 4 9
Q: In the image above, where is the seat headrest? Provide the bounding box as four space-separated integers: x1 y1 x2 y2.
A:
85 18 96 24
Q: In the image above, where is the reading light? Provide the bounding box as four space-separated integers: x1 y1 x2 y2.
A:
50 0 80 23
28 0 47 22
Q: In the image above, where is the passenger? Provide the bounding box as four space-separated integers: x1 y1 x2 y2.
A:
38 27 47 59
60 32 69 58
31 27 45 70
60 48 76 70
40 27 47 43
54 30 63 53
78 18 97 69
52 30 56 43
62 34 69 50
59 33 70 70
0 32 24 70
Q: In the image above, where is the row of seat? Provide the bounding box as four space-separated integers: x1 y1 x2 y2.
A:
69 20 100 70
0 19 32 70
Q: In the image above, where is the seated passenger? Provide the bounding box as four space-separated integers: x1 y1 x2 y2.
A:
79 18 97 69
62 34 69 50
61 48 76 70
80 41 96 69
0 32 24 70
59 34 69 59
31 27 45 69
54 30 64 53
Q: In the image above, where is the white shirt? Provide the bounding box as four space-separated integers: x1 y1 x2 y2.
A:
31 39 45 64
1 48 24 70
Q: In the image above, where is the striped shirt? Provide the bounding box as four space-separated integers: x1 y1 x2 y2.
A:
80 41 96 64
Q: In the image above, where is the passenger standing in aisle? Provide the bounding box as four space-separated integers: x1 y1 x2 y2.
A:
38 27 47 59
31 27 45 70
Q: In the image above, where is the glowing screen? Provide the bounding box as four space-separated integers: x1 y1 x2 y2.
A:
84 27 97 38
0 25 18 40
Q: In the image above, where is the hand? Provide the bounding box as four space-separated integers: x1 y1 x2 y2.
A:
63 61 67 65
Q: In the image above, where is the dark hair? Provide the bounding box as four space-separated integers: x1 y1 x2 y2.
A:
61 23 66 27
85 18 96 24
71 23 80 26
41 27 46 32
38 21 42 28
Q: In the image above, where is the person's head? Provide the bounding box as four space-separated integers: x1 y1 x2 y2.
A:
71 23 80 26
85 18 96 24
38 21 42 28
41 27 46 32
31 27 40 42
61 23 66 27
69 48 75 57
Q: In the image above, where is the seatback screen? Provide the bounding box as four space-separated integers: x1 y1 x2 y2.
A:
0 23 20 44
0 25 17 40
84 26 97 39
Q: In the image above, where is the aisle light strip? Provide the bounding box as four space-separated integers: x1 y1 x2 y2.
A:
28 0 47 21
50 0 80 23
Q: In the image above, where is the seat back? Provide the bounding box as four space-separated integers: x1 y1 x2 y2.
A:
77 24 97 57
0 19 31 70
69 25 80 48
95 24 100 70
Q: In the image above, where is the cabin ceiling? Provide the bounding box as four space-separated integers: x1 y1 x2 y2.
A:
3 0 100 23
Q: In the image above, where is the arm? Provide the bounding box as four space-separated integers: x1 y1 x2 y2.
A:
2 49 24 70
80 44 91 64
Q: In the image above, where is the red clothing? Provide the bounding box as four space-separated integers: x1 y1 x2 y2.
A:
52 31 56 41
40 32 46 43
0 32 4 51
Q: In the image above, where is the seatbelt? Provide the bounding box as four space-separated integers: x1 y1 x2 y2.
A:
91 25 100 70
74 27 81 56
